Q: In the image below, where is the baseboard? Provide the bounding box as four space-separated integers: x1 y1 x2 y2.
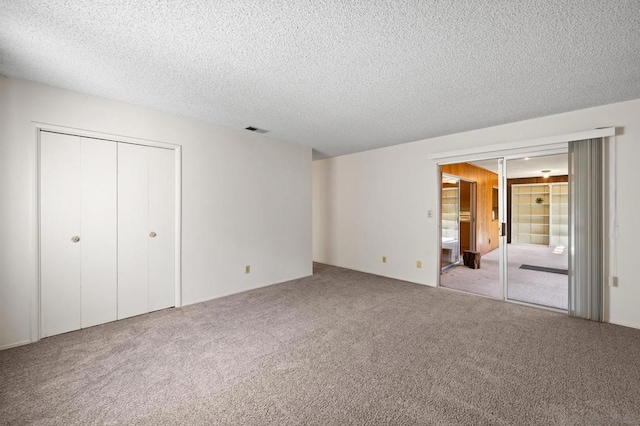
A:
313 261 436 288
0 340 31 351
182 273 314 308
2 273 314 351
608 319 640 331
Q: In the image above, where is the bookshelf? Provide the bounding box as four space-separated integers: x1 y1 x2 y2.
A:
511 182 568 246
550 183 569 247
441 186 459 226
441 185 460 267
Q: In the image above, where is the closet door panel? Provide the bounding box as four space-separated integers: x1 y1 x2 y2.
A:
81 138 117 328
148 147 175 311
118 143 149 319
40 132 82 337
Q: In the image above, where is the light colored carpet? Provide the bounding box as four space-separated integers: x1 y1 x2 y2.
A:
441 244 568 309
1 263 639 425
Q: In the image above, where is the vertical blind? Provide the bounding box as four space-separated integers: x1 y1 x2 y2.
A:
568 138 604 321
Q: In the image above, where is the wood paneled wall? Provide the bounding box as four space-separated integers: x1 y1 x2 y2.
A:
441 163 499 255
506 175 568 243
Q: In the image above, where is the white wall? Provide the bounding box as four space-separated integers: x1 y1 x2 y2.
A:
0 77 312 349
313 98 640 330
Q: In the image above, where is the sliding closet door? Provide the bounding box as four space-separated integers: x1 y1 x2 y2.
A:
148 147 175 312
118 143 175 319
41 132 117 336
80 138 117 328
118 143 150 319
41 132 82 337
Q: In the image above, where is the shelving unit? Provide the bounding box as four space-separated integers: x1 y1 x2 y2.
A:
511 183 567 247
441 186 459 225
550 183 569 247
441 185 460 267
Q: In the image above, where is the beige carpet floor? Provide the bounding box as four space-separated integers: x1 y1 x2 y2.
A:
441 244 568 309
1 263 639 425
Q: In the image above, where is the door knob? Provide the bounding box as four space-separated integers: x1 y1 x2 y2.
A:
71 236 80 243
149 232 157 238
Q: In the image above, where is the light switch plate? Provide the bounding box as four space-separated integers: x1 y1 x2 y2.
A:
245 265 251 274
416 261 422 268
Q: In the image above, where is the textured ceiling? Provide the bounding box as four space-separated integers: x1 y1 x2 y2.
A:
1 1 639 159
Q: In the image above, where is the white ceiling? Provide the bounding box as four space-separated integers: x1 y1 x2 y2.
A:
1 1 639 159
472 154 568 179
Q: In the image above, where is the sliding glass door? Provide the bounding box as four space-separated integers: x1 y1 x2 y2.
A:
503 154 569 310
439 153 568 310
438 135 608 316
439 162 499 298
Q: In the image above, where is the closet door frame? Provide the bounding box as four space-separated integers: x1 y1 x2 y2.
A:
34 123 182 342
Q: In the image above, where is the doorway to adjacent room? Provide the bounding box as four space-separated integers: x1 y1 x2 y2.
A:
439 153 569 310
441 174 476 271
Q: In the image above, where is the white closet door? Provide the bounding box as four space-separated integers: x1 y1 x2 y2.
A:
80 138 117 328
118 143 150 319
40 132 82 337
148 147 175 312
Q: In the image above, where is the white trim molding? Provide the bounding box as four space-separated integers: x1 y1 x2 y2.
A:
0 340 32 351
32 122 180 150
430 127 616 161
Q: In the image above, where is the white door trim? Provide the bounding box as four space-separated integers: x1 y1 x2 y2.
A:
33 122 182 342
429 127 615 161
32 122 180 150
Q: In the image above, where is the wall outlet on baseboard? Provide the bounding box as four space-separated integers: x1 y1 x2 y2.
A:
245 265 251 274
608 276 618 287
416 261 422 269
382 256 387 264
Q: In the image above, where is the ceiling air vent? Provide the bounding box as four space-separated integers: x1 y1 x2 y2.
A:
245 126 269 134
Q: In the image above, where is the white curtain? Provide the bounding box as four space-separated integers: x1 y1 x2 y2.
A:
568 138 604 321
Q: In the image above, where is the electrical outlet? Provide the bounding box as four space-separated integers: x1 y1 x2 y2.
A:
416 261 422 268
245 265 251 274
608 276 618 287
428 210 433 218
382 256 387 264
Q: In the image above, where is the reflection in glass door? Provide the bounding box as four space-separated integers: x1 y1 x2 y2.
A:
505 154 569 310
441 175 460 270
439 160 500 298
437 154 568 310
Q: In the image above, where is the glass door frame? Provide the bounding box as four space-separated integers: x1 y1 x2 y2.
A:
437 148 569 314
498 158 508 300
501 153 569 311
499 150 569 312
